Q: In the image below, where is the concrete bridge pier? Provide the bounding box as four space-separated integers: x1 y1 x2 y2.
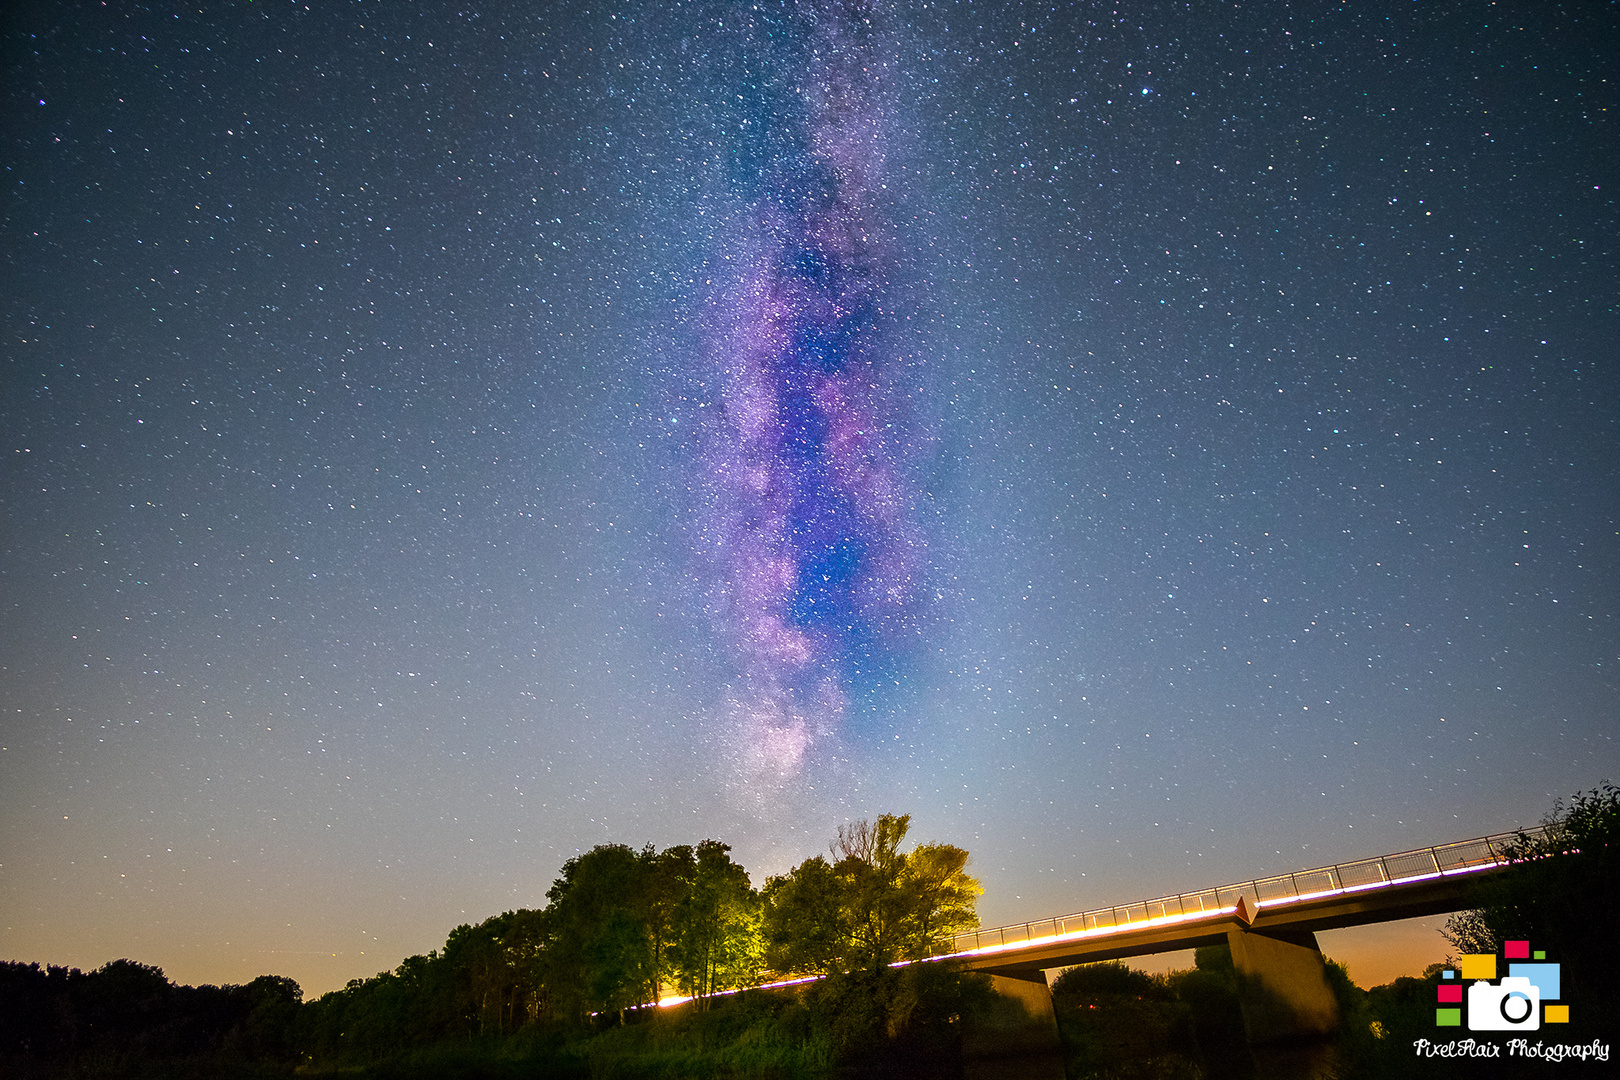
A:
1225 900 1341 1048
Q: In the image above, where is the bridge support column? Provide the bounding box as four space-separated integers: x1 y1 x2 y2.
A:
962 973 1065 1080
1224 922 1340 1048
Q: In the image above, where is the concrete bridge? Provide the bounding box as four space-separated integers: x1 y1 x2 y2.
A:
938 827 1541 1073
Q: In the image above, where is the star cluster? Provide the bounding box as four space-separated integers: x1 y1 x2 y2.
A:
694 4 929 786
2 1 1614 996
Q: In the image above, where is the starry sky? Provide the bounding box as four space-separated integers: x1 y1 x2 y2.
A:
3 0 1614 997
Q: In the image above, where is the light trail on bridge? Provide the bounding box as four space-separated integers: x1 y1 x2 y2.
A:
939 827 1548 977
645 826 1549 1008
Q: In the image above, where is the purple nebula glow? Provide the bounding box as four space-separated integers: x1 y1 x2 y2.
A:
695 7 926 784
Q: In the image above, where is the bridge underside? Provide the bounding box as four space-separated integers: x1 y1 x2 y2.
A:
946 834 1528 1076
954 868 1491 1064
958 870 1482 982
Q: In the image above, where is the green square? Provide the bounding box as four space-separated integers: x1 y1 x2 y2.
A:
1436 1008 1462 1027
1534 950 1546 960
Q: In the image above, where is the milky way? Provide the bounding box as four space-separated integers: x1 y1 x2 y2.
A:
4 0 1614 998
694 2 926 787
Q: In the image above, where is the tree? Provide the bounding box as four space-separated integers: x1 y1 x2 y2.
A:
763 813 981 977
642 843 697 1001
235 973 303 1059
901 842 982 959
437 909 549 1036
542 841 745 1019
544 843 658 1021
671 839 763 1006
762 854 847 977
835 814 915 973
68 959 173 1052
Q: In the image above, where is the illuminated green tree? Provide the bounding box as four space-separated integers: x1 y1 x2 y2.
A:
763 814 981 977
835 814 917 972
642 843 697 1000
671 840 763 1006
762 854 847 976
901 841 982 958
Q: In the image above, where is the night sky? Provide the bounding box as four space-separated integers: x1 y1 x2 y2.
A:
3 1 1614 997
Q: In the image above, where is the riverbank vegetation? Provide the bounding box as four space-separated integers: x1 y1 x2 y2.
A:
2 813 985 1079
5 789 1613 1078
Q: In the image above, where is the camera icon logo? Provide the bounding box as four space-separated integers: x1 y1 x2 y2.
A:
1465 975 1539 1031
1436 939 1568 1030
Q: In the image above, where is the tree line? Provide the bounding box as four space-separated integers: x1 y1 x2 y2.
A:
3 813 981 1077
304 813 979 1055
0 960 301 1078
6 788 1612 1078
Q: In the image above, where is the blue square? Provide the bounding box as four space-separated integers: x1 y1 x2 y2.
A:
1509 963 1561 1000
1441 970 1455 980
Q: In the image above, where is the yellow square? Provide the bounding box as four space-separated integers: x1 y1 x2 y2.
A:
1459 955 1497 981
1545 1005 1569 1024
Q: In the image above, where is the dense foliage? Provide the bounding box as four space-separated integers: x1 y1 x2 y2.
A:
2 814 982 1078
764 813 981 976
1052 950 1255 1080
11 791 1613 1078
0 959 300 1078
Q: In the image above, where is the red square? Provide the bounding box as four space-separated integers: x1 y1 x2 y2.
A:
1505 940 1530 960
1438 984 1462 1003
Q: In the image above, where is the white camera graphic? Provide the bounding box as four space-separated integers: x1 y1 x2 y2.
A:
1466 975 1540 1031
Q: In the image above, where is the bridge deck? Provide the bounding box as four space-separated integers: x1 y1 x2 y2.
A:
941 827 1540 979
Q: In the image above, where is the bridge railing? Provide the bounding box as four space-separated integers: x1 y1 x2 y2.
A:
942 825 1548 957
